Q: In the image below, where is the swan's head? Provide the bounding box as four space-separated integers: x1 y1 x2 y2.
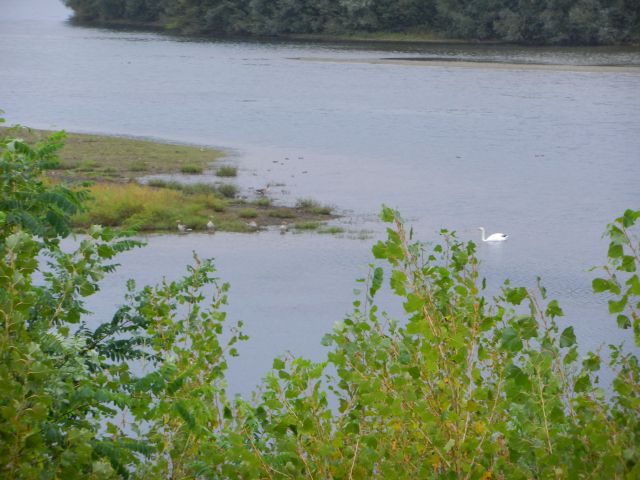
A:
477 227 484 231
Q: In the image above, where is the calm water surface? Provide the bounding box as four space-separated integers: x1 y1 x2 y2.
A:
2 0 639 394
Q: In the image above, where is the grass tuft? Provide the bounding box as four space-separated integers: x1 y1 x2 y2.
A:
268 209 296 219
252 196 272 207
215 165 238 177
295 197 334 215
293 221 321 230
319 226 344 235
216 183 238 199
238 208 258 219
180 164 203 174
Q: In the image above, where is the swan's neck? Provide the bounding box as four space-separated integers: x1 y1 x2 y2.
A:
479 227 486 241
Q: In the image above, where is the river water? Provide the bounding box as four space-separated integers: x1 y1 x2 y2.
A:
2 0 639 395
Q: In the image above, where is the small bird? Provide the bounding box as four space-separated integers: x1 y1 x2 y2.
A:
206 217 216 234
279 221 288 234
247 220 258 230
177 220 192 233
255 184 270 196
478 227 508 242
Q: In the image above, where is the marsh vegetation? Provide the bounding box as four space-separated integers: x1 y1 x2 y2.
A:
1 126 339 233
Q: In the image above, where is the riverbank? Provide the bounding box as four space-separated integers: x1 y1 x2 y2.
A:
294 56 640 73
2 127 338 233
67 17 640 49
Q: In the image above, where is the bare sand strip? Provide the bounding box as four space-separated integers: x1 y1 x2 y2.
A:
294 56 640 74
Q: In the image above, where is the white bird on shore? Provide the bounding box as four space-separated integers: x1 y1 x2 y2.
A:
206 217 216 234
478 227 508 242
177 220 192 233
279 221 288 234
247 220 258 230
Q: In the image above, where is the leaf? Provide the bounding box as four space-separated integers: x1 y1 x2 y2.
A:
506 364 530 388
515 316 538 339
371 241 387 259
582 353 600 372
505 287 527 305
620 209 640 228
403 294 424 313
592 278 619 294
389 270 407 295
607 243 623 259
500 327 522 352
574 374 591 393
616 315 631 329
620 255 636 272
380 206 396 223
627 275 640 295
369 267 383 298
273 358 285 371
545 300 564 318
608 296 627 314
559 327 576 348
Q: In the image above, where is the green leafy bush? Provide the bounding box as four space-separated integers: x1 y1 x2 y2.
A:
1 125 638 478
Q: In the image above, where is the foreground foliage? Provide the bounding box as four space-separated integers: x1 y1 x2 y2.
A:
64 0 640 45
1 127 639 478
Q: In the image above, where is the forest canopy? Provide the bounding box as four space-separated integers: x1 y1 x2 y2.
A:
63 0 640 45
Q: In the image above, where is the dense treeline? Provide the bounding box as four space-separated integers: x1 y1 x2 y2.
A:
63 0 640 45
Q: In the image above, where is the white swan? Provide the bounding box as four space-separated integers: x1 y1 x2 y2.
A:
279 221 288 234
478 227 508 242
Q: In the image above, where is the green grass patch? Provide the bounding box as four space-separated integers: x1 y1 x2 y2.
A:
0 126 223 181
252 196 272 207
2 126 342 234
295 198 334 215
238 208 258 219
293 221 321 230
268 209 296 219
319 226 345 235
216 183 238 199
130 161 148 172
215 165 237 177
180 164 203 174
76 159 99 172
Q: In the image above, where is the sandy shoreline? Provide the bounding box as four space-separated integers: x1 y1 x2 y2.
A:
294 56 640 73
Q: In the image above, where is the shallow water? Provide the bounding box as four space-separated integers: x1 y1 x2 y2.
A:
2 0 639 395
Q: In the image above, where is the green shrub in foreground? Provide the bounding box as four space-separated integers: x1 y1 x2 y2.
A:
1 126 638 479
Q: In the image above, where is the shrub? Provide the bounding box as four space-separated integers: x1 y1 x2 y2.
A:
252 196 271 207
2 125 639 479
296 197 334 215
215 183 238 198
215 165 237 177
180 164 203 174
